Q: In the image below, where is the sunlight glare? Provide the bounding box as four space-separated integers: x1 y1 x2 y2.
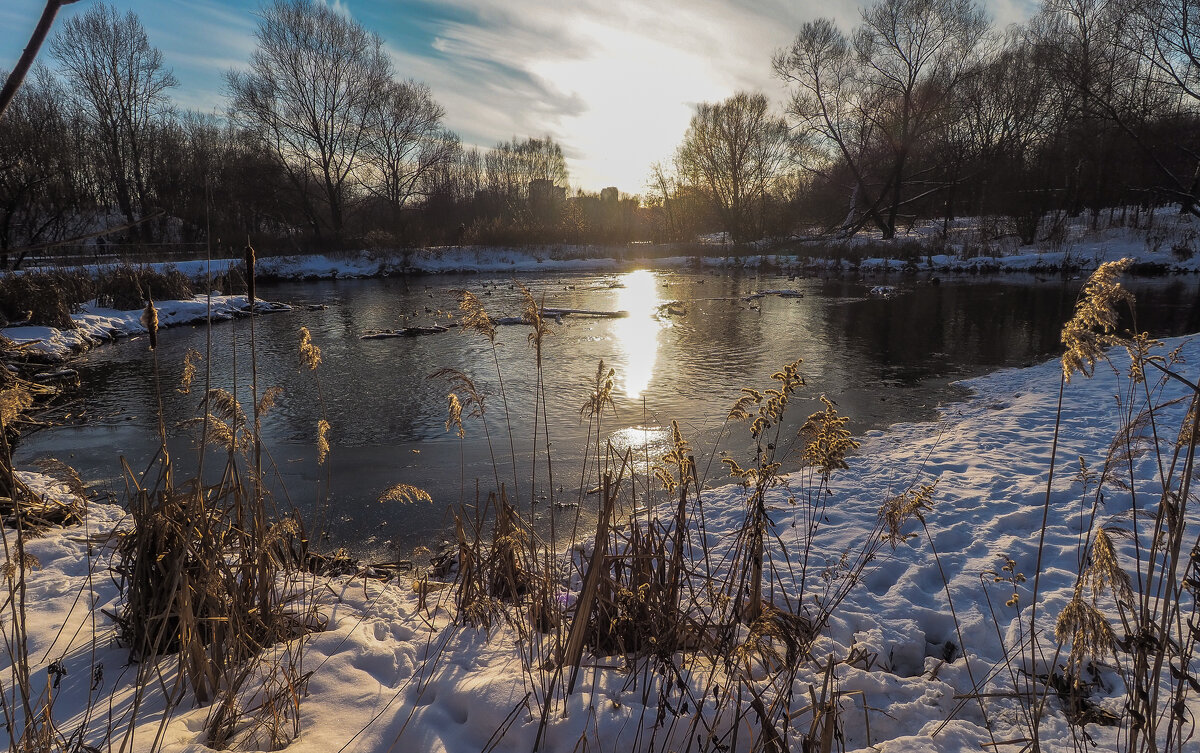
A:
613 269 662 399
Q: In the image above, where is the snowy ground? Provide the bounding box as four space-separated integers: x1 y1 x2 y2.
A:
5 332 1196 752
2 295 290 361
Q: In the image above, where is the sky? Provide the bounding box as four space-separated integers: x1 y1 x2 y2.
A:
1 0 1038 193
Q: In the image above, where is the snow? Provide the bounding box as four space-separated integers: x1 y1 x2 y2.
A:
2 295 290 361
16 207 1200 281
5 329 1197 751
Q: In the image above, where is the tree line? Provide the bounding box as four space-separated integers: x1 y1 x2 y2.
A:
677 0 1200 242
1 0 1197 265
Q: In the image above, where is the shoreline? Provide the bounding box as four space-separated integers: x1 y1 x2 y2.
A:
2 294 291 363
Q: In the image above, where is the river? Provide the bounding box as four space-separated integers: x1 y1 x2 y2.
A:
17 268 1200 561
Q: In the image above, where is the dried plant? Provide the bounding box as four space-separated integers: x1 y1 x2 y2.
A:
256 386 284 416
316 419 331 465
179 348 203 394
141 299 159 350
206 388 247 431
881 483 936 549
379 483 433 505
298 327 322 371
0 385 33 428
457 289 496 342
1060 258 1133 381
579 360 616 421
799 396 859 479
1054 589 1117 671
1085 527 1133 603
518 281 551 358
244 244 257 304
446 393 464 438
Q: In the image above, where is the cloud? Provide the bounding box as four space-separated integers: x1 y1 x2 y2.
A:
2 0 1044 192
409 0 847 190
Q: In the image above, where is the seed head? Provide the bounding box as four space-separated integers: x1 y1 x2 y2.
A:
316 419 331 464
299 327 322 371
379 483 433 505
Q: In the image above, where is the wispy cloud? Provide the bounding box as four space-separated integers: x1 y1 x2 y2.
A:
410 0 849 190
2 0 1041 191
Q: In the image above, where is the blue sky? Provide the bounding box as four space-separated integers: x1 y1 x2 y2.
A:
1 0 1038 192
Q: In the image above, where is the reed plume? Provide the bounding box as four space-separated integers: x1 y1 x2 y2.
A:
457 290 495 342
379 483 433 505
580 360 616 420
298 327 321 371
316 419 330 465
179 348 202 394
1061 258 1133 382
446 393 464 438
0 385 32 428
1054 588 1116 668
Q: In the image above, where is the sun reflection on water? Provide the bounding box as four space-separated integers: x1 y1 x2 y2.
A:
613 269 662 398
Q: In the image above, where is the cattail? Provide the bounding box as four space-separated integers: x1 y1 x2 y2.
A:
244 243 256 305
142 299 159 350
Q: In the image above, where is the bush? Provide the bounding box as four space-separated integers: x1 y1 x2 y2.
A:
95 264 193 309
0 272 80 329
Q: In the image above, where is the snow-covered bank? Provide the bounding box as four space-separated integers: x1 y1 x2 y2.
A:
5 332 1197 751
2 295 290 361
18 209 1200 280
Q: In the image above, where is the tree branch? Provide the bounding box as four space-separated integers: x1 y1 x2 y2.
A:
0 0 82 120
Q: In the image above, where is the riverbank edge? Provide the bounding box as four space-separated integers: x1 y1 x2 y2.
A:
1 295 291 364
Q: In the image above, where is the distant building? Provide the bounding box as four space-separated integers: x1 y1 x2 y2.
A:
528 179 567 205
600 186 619 203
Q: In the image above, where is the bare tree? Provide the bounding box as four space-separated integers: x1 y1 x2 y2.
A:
0 65 91 267
774 20 887 235
484 136 570 202
776 0 987 237
50 3 177 235
1115 0 1200 213
363 79 456 217
227 0 392 239
675 91 789 242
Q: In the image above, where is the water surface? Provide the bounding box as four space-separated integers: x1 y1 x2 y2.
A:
19 269 1200 560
